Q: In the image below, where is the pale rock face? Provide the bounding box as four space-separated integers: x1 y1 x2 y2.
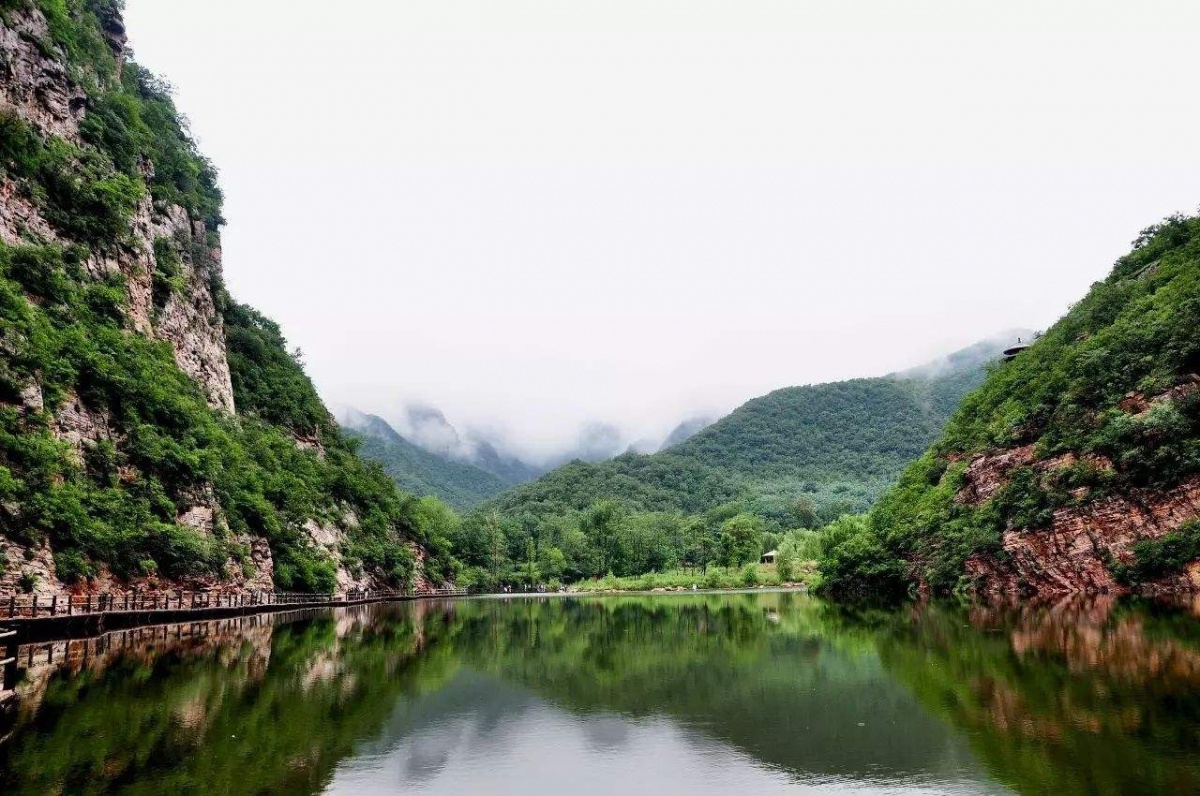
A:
303 515 430 592
0 177 58 244
149 211 236 413
51 392 115 463
304 518 341 550
0 538 63 596
305 517 383 592
0 8 86 140
18 381 42 413
243 538 275 591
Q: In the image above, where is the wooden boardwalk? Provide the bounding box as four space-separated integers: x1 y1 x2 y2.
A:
0 587 467 696
0 586 468 650
3 586 466 621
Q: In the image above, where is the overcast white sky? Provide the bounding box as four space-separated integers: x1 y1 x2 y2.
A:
123 0 1200 461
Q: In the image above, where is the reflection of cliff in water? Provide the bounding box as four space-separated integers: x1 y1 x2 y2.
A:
0 601 462 796
875 596 1200 795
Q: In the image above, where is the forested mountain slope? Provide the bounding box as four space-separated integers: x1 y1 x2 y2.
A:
823 214 1200 598
0 0 452 596
486 337 1018 527
342 411 510 510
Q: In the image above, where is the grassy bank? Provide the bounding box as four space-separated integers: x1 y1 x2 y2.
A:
568 562 815 593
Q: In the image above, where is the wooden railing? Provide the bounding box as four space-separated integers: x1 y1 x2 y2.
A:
2 586 467 620
1 625 16 691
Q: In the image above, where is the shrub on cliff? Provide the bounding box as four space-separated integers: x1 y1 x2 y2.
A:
1112 521 1200 587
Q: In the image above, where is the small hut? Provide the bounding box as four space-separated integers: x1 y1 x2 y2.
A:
760 550 778 565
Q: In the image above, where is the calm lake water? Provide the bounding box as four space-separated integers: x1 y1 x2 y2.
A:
3 591 1200 795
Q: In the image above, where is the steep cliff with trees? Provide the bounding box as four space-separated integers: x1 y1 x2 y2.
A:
820 214 1200 598
0 0 453 596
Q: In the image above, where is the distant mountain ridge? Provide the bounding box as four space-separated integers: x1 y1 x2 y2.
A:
341 410 517 510
350 401 713 491
482 333 1026 527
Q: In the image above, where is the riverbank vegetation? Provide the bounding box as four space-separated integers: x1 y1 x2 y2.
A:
568 561 815 593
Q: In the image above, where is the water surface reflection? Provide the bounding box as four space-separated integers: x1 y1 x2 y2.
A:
1 592 1198 794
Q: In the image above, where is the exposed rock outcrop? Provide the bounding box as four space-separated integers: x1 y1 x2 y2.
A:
0 176 58 244
148 214 236 412
952 383 1200 596
0 7 86 139
964 476 1200 596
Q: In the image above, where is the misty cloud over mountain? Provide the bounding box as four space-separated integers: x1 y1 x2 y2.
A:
340 330 1031 475
340 403 711 478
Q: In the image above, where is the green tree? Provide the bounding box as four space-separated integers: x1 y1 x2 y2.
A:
538 546 567 582
580 501 625 576
791 497 818 529
486 511 506 586
719 513 762 568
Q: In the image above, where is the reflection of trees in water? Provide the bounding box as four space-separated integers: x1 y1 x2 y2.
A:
443 594 991 786
4 594 1200 795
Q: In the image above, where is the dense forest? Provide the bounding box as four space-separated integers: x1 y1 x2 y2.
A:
0 0 453 593
816 213 1200 598
439 338 1017 588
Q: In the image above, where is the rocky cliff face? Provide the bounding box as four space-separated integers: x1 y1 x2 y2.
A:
958 442 1200 596
0 2 447 597
0 5 234 413
0 9 86 140
0 3 237 594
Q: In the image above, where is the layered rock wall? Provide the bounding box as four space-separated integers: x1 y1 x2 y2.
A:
955 382 1200 596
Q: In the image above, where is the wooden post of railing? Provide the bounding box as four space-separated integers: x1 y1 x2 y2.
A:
31 595 37 618
1 626 18 692
7 596 14 619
